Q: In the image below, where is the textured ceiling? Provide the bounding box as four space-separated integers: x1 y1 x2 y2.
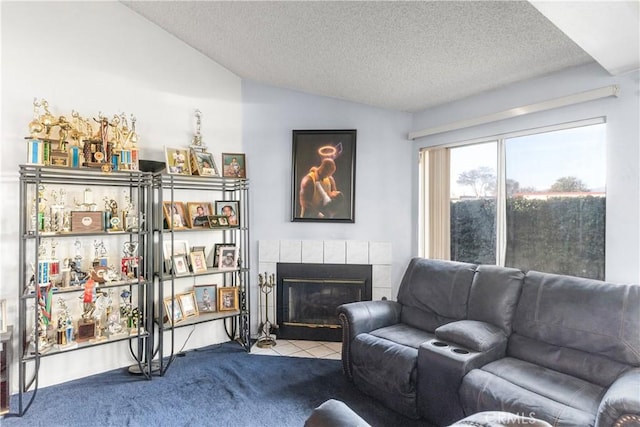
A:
122 1 595 112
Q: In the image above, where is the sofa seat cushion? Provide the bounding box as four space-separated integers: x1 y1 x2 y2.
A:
351 332 422 419
460 358 605 427
370 323 435 349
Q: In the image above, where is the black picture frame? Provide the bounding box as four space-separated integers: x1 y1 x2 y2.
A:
291 129 356 222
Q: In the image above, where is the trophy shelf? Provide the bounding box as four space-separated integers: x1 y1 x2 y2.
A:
162 310 241 330
21 278 149 299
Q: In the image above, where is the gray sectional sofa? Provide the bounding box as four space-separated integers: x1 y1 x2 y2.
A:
337 257 640 427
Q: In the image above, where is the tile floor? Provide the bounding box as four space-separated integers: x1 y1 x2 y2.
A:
251 338 342 360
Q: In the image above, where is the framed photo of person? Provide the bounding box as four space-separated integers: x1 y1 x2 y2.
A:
221 153 246 178
163 296 184 325
177 292 198 318
213 244 236 268
291 129 356 223
162 201 189 230
190 149 219 177
218 286 239 312
215 201 240 228
217 246 239 270
193 284 217 313
163 239 189 261
186 202 214 228
189 250 208 274
207 215 229 229
172 255 189 276
165 146 192 175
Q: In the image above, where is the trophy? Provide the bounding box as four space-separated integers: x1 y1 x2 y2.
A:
121 241 139 278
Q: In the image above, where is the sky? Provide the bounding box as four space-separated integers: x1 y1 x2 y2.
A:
450 123 606 197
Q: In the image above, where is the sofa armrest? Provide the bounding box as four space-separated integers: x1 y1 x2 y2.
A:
596 368 640 427
435 320 507 352
337 300 402 379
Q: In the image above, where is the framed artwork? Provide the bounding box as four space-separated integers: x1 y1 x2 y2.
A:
218 286 239 311
215 201 240 227
163 296 183 325
186 202 214 228
178 292 198 318
221 153 246 178
207 215 229 229
165 146 192 175
194 284 217 313
213 243 235 266
189 250 208 274
291 129 357 222
216 245 238 270
0 299 6 333
190 149 219 177
172 255 189 276
162 201 188 230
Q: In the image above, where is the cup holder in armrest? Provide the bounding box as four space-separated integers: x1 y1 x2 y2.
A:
452 348 469 355
431 341 449 347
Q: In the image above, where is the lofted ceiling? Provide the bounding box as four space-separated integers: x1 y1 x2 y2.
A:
121 1 640 113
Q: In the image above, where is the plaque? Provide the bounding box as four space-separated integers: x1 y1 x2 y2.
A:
77 319 95 342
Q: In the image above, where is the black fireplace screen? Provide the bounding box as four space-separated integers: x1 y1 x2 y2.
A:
284 279 364 327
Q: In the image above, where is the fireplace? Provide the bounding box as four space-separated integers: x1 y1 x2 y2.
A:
277 263 372 341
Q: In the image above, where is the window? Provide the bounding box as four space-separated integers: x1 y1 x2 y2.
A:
421 120 606 280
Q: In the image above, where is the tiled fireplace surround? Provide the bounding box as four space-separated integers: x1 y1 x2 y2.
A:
257 240 393 336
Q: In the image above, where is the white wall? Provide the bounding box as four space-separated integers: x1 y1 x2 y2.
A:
242 80 413 333
411 63 640 284
1 2 242 389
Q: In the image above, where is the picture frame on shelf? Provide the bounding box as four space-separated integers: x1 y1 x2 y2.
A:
172 254 190 276
177 292 198 318
165 146 192 175
215 200 240 227
291 129 357 223
218 286 239 311
217 246 239 270
221 153 246 178
163 239 189 261
208 215 230 229
190 149 219 177
186 202 214 228
0 299 6 333
193 284 217 313
163 296 184 325
189 250 208 274
162 201 188 230
213 243 235 267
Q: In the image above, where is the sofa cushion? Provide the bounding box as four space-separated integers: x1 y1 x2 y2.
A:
351 333 420 419
370 323 435 349
513 271 640 368
435 320 506 352
397 258 477 332
467 265 524 334
460 358 604 427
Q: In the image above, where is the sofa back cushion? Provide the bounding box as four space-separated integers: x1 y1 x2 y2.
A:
397 258 476 332
510 270 640 385
467 265 524 334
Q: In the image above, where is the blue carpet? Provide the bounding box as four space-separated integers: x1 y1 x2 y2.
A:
4 342 433 427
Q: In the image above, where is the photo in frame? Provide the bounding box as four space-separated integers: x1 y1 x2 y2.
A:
162 201 188 230
189 250 208 274
291 129 356 222
164 146 192 175
163 296 183 325
163 240 189 261
190 149 219 176
221 153 246 178
214 201 239 227
215 244 237 269
177 292 198 318
207 215 227 229
172 255 189 276
186 202 214 228
193 284 217 313
218 286 239 311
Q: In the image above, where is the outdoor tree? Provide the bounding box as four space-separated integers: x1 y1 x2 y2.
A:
550 176 589 192
457 167 496 197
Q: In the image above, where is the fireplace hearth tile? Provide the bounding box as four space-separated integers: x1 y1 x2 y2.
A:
287 339 322 350
347 241 369 264
259 240 280 262
280 240 302 263
306 345 335 358
324 241 346 263
369 241 392 264
302 241 324 263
